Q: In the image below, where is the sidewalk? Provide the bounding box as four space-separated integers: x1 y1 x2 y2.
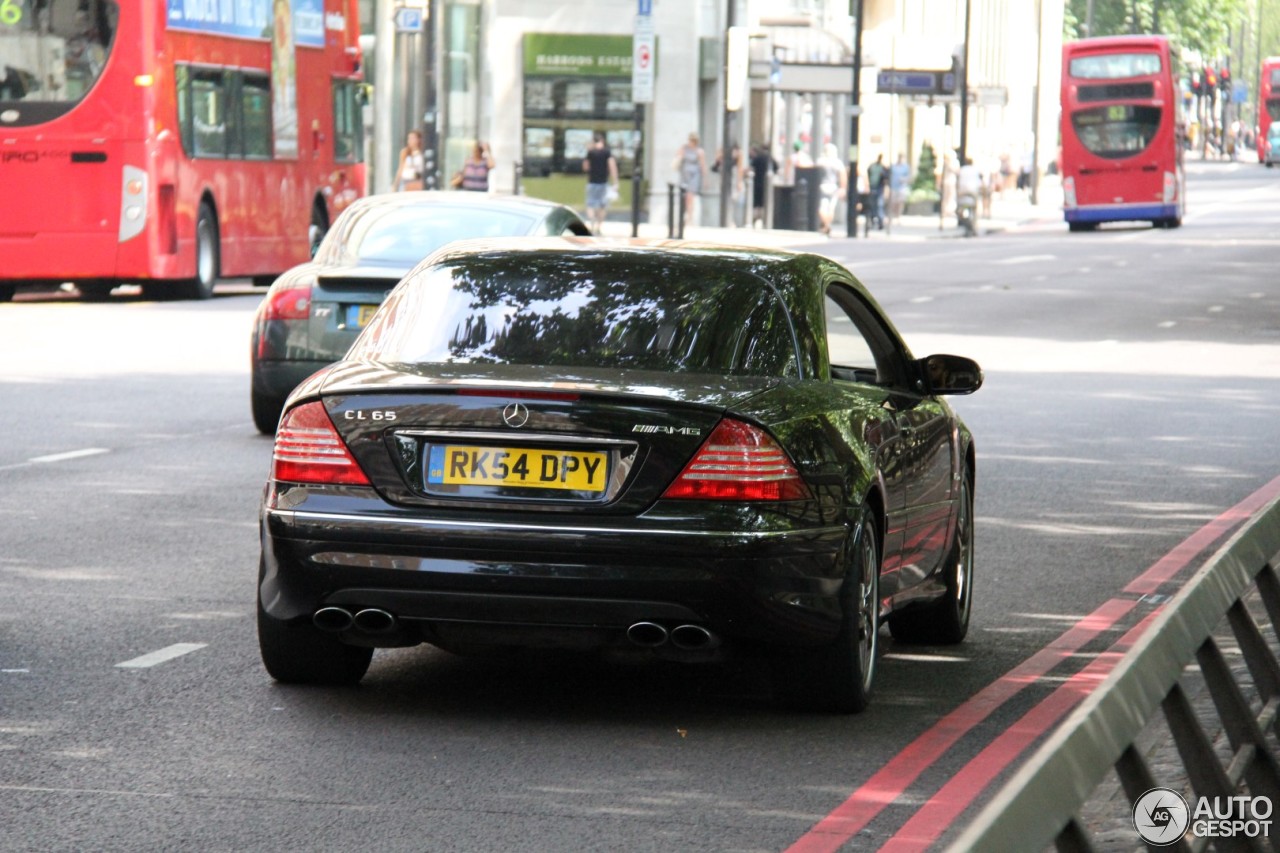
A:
598 180 1065 248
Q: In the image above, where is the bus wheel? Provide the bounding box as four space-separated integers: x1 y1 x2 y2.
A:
1155 217 1182 229
0 284 15 302
78 281 116 301
1067 221 1097 233
178 203 219 300
309 203 328 258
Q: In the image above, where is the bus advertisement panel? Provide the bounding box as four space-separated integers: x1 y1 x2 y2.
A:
1258 57 1280 163
1060 35 1185 231
0 0 364 301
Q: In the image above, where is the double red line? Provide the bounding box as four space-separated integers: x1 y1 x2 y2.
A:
787 473 1280 853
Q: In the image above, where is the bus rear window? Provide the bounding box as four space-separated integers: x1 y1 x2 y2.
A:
0 0 117 104
1071 105 1162 159
1069 52 1161 80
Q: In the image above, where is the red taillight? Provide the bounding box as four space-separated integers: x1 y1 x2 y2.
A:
271 401 370 485
262 282 313 321
661 419 811 501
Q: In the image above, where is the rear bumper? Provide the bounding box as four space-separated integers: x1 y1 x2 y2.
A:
0 232 183 282
260 507 851 649
1064 203 1177 223
252 357 330 402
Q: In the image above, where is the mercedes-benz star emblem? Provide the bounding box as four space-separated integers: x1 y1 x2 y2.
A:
502 402 530 428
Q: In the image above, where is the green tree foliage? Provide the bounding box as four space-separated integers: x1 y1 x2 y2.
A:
1063 0 1252 60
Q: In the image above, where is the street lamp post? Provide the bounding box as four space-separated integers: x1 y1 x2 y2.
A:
958 0 971 167
845 0 865 238
719 0 739 227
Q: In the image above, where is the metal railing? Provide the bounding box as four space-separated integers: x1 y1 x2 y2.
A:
950 496 1280 852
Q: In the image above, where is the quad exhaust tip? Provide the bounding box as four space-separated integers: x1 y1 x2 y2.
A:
313 607 398 635
313 606 354 632
626 621 720 650
626 621 669 647
670 623 719 650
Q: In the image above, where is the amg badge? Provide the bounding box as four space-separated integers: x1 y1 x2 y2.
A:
632 425 702 436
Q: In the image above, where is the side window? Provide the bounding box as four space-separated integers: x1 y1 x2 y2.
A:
224 72 243 159
175 65 192 154
191 69 227 158
824 282 909 387
825 294 878 382
241 75 273 159
332 80 363 164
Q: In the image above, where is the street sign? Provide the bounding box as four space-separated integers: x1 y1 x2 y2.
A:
393 6 424 34
875 69 955 96
632 14 654 104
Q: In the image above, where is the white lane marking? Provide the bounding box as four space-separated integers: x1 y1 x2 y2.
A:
995 254 1056 265
29 448 110 464
883 653 970 663
116 643 207 669
0 447 111 472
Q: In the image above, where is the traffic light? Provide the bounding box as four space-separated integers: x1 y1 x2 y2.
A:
1190 74 1202 97
1204 66 1217 90
1219 67 1231 93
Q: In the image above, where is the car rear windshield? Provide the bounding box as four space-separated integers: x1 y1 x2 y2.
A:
330 205 540 266
349 254 800 377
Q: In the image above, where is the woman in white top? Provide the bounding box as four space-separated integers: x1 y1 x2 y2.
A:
396 130 425 191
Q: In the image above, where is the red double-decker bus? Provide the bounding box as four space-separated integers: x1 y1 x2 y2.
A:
1060 35 1185 231
1258 57 1280 163
0 0 364 301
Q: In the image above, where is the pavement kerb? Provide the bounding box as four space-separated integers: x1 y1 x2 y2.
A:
597 194 1065 248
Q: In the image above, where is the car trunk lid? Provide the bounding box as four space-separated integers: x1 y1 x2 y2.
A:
320 363 780 514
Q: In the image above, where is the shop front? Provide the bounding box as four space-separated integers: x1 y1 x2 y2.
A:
521 33 644 213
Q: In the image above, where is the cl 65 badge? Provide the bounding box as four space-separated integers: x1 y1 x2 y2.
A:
345 410 397 421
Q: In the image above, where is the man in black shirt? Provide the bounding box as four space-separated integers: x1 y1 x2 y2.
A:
583 133 619 235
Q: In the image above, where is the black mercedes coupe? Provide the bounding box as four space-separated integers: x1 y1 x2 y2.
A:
257 238 981 712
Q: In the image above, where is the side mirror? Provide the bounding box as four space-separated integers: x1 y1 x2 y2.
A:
918 354 983 395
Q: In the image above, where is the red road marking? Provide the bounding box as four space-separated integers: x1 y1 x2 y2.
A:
785 473 1280 853
878 611 1160 852
1125 473 1280 595
783 597 1137 853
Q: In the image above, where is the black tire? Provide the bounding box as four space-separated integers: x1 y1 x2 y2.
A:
773 510 880 713
257 597 372 685
177 202 219 300
77 280 116 301
251 380 285 435
889 467 974 645
0 284 14 302
1067 221 1097 233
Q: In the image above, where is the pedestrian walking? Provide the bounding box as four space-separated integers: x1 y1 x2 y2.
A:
816 143 846 236
749 143 778 228
674 132 706 224
888 153 910 223
582 133 618 235
395 130 425 191
458 141 495 192
866 154 888 230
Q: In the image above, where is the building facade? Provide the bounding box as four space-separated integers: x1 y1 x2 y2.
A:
364 0 1063 227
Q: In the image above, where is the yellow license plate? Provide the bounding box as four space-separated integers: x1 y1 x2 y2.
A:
427 445 607 492
345 304 380 329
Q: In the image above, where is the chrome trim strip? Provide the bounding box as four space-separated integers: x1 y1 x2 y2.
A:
268 509 846 542
393 429 637 447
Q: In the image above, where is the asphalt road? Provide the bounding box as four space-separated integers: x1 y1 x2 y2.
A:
1 160 1277 852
